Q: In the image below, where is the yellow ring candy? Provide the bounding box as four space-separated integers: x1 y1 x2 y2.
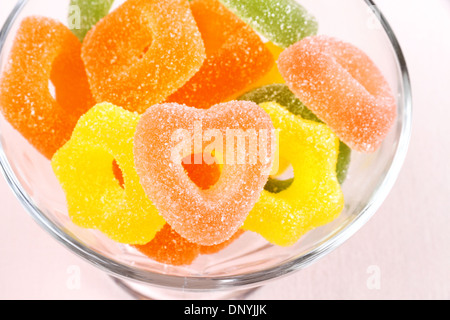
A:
243 102 344 247
51 103 165 245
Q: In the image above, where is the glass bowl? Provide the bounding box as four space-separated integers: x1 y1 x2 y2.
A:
0 0 412 300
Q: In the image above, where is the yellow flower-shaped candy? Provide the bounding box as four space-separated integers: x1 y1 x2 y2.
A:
243 102 344 246
51 103 165 245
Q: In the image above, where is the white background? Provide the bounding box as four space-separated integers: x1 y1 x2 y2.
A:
0 0 449 300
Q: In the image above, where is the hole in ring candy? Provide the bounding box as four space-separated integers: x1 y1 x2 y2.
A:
181 153 222 191
134 101 276 246
51 103 165 245
218 0 318 49
277 35 397 153
68 0 115 41
238 84 352 185
243 102 344 247
166 0 274 109
0 16 95 159
133 156 243 266
81 0 206 113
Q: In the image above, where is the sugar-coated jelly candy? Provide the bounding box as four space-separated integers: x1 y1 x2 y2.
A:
336 141 352 185
238 83 320 122
277 35 397 153
134 225 245 266
181 153 222 191
166 0 274 109
134 101 275 246
134 155 243 266
81 0 206 113
134 224 200 266
243 102 344 247
68 0 115 41
51 103 165 245
0 16 94 159
218 0 318 48
198 229 245 255
238 84 351 184
229 42 285 101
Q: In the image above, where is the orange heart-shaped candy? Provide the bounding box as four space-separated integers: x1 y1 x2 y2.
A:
134 101 275 246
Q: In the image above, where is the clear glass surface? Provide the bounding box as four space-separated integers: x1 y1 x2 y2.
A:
0 0 412 299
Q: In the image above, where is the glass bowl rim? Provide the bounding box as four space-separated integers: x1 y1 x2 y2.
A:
0 0 413 291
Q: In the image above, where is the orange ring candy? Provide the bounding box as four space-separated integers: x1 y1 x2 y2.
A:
277 35 397 153
0 16 94 159
134 224 201 266
134 224 245 266
81 0 206 113
166 0 274 109
230 42 286 101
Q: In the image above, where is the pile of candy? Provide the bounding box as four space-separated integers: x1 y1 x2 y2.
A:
0 0 396 266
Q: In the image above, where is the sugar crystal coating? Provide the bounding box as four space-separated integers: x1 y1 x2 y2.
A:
166 0 274 109
238 83 320 122
134 224 200 266
218 0 318 48
134 224 245 266
0 0 402 265
229 42 285 101
68 0 115 41
277 35 397 153
51 103 165 245
133 156 240 266
134 101 275 246
198 229 245 255
81 0 206 113
0 16 94 159
238 84 351 184
243 102 344 247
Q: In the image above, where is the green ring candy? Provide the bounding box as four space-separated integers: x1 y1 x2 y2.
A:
218 0 318 48
68 0 115 41
336 140 351 185
238 83 320 122
238 84 352 189
264 177 294 194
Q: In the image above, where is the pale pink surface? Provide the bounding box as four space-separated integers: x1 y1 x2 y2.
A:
0 0 449 300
